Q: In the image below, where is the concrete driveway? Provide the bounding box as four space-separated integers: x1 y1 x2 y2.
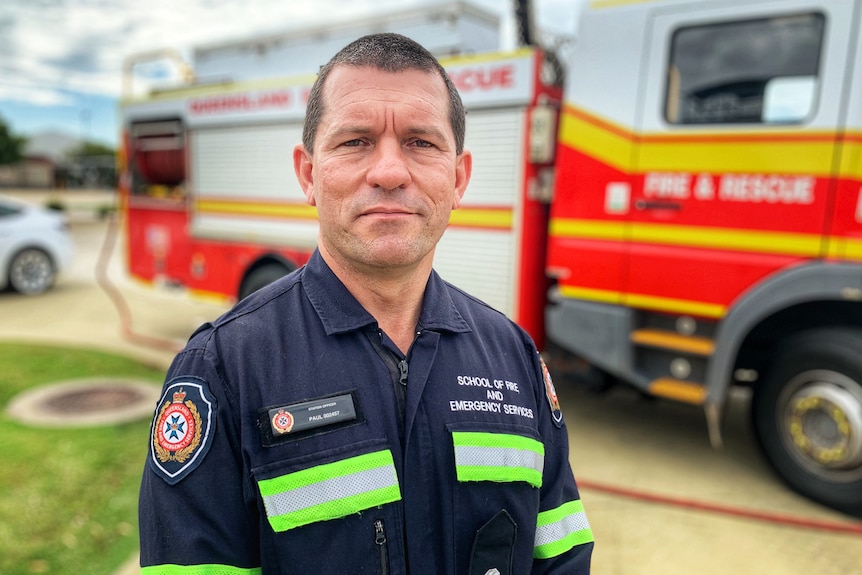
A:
1 190 860 575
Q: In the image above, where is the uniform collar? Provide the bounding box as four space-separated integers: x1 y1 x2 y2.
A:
303 250 471 336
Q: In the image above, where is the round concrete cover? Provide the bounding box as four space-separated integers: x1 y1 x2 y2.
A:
6 378 162 428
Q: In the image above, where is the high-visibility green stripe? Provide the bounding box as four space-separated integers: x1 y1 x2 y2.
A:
537 499 584 526
534 526 595 559
141 565 262 575
456 464 543 487
258 450 394 496
267 484 401 532
534 500 594 559
452 431 545 455
257 449 401 532
452 431 545 488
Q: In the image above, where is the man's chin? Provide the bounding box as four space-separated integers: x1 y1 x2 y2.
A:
360 242 434 271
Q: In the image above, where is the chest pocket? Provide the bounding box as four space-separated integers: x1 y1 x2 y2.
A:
448 423 543 575
253 439 402 533
449 423 544 488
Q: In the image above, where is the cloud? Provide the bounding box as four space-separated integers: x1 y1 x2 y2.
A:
0 0 585 144
4 0 485 104
0 83 77 107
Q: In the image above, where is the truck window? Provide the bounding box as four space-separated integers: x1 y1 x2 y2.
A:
129 119 186 199
665 13 824 125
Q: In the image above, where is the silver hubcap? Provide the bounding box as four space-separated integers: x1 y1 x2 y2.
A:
10 249 53 294
780 370 862 482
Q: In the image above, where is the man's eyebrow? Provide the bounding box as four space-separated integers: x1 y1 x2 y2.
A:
325 125 449 141
405 126 449 141
326 126 373 139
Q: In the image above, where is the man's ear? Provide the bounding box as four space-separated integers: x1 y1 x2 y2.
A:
452 149 472 210
293 144 316 206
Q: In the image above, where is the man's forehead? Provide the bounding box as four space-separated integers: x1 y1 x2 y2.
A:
323 64 447 99
318 65 451 128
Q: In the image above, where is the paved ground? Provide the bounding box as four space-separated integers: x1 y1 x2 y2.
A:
2 189 861 574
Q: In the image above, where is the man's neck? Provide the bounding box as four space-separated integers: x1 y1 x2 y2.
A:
320 246 431 354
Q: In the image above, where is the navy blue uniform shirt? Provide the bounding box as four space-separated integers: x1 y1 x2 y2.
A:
139 250 593 574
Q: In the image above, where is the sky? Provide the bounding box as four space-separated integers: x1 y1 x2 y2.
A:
0 0 585 149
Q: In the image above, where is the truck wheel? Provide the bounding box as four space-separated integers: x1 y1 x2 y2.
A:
752 328 862 517
239 264 289 300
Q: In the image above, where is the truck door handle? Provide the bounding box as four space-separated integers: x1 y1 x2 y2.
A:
635 200 682 211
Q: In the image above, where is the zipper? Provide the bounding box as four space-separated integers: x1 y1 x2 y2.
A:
374 519 390 575
364 329 408 425
398 359 408 386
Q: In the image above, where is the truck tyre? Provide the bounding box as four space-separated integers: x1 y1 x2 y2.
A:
752 328 862 517
239 264 289 300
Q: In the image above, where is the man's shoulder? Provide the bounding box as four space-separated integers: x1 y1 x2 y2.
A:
442 279 498 313
442 279 526 336
210 266 306 330
174 267 309 371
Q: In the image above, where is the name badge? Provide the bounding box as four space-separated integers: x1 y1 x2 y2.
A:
259 392 358 446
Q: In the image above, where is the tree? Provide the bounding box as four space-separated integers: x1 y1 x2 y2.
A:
0 117 27 165
67 139 117 189
69 140 115 158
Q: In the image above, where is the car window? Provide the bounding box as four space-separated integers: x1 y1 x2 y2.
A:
0 203 24 218
665 12 825 125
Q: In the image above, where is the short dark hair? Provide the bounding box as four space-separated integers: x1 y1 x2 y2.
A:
302 33 466 155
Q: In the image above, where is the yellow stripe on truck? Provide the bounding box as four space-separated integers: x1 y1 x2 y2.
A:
550 217 824 258
558 107 633 173
637 134 837 176
196 198 514 230
448 207 513 230
557 284 727 318
559 105 851 177
196 199 319 220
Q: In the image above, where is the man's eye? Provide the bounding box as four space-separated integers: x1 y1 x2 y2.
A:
410 139 434 148
343 139 365 147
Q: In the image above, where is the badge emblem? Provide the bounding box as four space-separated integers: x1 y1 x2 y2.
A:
272 409 294 434
540 355 564 426
149 378 216 485
154 388 200 462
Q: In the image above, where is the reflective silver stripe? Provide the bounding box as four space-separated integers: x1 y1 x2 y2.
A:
534 500 594 559
261 465 396 518
535 509 591 547
454 445 545 475
452 431 545 487
257 450 401 532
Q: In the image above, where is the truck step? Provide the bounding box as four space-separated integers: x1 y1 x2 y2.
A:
630 328 715 356
647 377 708 405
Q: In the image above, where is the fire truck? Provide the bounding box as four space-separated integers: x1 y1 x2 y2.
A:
118 0 862 516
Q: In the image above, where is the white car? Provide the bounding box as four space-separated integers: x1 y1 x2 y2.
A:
0 195 74 294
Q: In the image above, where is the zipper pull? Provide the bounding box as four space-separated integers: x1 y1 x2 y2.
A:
374 519 387 545
398 359 408 386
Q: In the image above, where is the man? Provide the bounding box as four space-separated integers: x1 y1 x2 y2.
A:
139 33 593 574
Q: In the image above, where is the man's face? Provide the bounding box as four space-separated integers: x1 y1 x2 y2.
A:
294 65 471 275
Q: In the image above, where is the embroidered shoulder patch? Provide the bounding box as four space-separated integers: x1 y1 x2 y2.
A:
540 354 564 427
148 377 216 485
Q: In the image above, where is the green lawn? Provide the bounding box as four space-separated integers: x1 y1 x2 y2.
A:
0 344 165 575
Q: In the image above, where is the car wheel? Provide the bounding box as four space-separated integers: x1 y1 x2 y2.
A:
8 248 56 295
752 328 862 517
239 264 290 300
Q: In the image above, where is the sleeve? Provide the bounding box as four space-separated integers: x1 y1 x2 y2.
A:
529 347 594 574
138 332 262 574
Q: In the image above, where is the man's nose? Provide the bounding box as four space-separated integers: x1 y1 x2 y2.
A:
366 139 411 191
